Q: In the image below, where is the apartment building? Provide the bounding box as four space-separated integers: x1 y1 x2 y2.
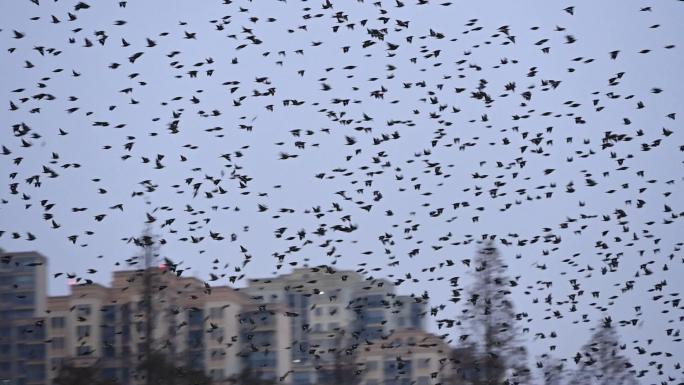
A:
45 266 249 385
357 329 454 385
243 266 429 385
0 251 48 385
0 252 441 385
236 302 293 383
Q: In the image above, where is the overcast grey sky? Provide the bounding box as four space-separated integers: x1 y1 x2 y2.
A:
1 0 683 383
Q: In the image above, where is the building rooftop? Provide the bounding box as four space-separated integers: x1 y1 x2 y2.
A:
0 250 47 266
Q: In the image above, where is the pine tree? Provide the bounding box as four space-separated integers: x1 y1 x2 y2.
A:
536 355 565 385
460 240 530 385
327 332 361 385
53 361 120 385
448 345 481 384
131 224 161 385
137 351 213 385
568 317 639 385
230 365 275 385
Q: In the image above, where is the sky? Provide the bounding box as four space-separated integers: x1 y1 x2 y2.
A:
1 0 683 383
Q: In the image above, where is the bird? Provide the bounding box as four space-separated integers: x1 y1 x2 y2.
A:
0 2 681 385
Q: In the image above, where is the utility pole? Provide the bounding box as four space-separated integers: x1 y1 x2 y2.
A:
140 224 157 385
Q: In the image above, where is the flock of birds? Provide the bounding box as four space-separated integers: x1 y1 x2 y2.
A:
1 0 683 383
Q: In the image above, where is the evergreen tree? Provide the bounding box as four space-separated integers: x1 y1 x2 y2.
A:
230 365 275 385
448 345 481 384
327 332 361 385
459 240 530 385
568 317 639 385
53 361 120 385
536 355 565 385
137 351 213 385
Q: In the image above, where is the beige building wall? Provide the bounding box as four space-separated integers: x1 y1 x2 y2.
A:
358 329 453 385
45 267 248 384
36 263 440 385
237 302 293 384
45 296 70 383
203 286 247 382
275 308 293 382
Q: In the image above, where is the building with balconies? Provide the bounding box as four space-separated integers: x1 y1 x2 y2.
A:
0 251 48 385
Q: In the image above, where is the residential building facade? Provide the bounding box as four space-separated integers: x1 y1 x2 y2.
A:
0 251 48 385
357 329 454 385
243 266 429 385
0 252 448 385
45 266 249 385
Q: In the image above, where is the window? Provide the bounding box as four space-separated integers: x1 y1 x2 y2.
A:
363 309 385 324
16 326 29 341
317 370 335 384
17 258 42 271
11 309 34 319
120 303 130 320
16 324 44 341
244 350 276 368
18 344 45 360
50 357 64 370
211 327 224 341
104 345 116 358
417 376 430 385
188 351 203 369
76 304 91 317
210 307 224 319
101 368 117 381
293 371 311 385
51 317 65 329
359 327 383 341
51 337 65 349
102 305 116 323
365 295 385 307
315 307 323 316
211 369 224 381
77 345 92 356
101 326 116 342
13 294 35 306
26 364 45 381
188 330 203 348
0 275 11 286
211 348 224 360
0 292 13 302
417 358 430 368
245 330 274 346
14 274 35 287
328 322 339 330
77 325 91 339
121 367 130 382
188 309 204 327
365 361 378 371
410 304 422 328
384 360 397 376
